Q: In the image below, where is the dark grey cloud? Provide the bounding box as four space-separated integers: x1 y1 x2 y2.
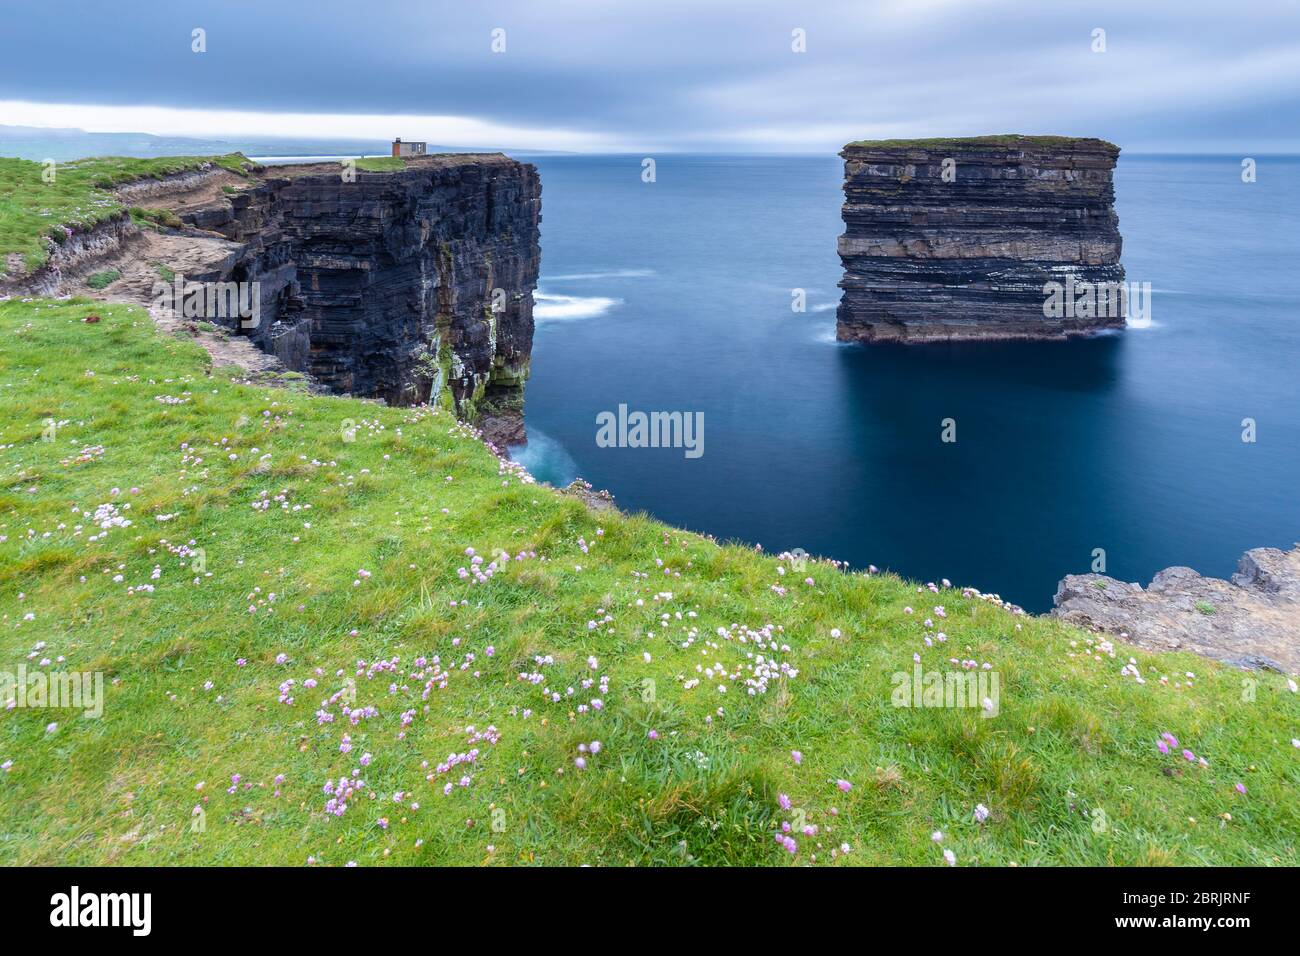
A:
2 0 1297 151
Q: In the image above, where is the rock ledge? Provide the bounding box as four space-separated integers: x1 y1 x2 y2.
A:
1052 546 1300 673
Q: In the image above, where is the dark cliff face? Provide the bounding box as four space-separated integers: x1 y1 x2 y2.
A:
182 155 541 442
836 136 1124 342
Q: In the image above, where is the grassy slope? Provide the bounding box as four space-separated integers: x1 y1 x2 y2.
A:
0 298 1295 867
0 154 252 275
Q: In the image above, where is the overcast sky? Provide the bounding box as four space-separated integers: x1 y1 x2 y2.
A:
2 0 1298 152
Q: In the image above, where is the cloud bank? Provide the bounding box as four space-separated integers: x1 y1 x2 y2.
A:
1 0 1297 152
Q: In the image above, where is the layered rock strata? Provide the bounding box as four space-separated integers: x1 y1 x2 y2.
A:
836 135 1124 342
186 155 541 440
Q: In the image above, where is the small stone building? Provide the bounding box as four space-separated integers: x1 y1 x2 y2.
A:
392 138 426 157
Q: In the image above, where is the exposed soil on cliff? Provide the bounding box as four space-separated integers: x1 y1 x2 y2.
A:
123 166 255 216
57 224 286 379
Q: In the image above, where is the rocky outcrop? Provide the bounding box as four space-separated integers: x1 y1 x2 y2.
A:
837 135 1124 342
166 155 542 434
1052 546 1300 673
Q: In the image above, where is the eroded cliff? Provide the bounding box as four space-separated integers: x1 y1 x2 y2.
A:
192 156 540 443
24 154 541 445
836 135 1124 342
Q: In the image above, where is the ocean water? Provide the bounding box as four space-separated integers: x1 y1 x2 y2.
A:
516 154 1300 611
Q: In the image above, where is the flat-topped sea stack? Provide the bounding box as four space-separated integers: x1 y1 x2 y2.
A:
836 135 1124 342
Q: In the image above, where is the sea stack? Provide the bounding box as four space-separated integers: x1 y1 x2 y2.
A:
836 135 1124 342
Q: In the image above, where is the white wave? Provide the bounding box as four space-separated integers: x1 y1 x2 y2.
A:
534 292 621 321
810 301 838 313
813 324 852 345
546 268 655 281
508 429 579 486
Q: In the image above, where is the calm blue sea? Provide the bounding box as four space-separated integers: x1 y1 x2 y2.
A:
517 154 1300 610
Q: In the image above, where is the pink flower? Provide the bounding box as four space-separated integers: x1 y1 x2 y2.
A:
778 793 791 811
836 779 852 793
1235 783 1247 795
647 729 658 740
790 750 803 765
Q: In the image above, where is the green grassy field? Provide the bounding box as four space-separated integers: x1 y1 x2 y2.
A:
0 154 252 275
0 297 1295 866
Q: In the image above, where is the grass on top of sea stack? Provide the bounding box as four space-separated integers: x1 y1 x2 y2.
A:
844 134 1118 151
0 297 1296 866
